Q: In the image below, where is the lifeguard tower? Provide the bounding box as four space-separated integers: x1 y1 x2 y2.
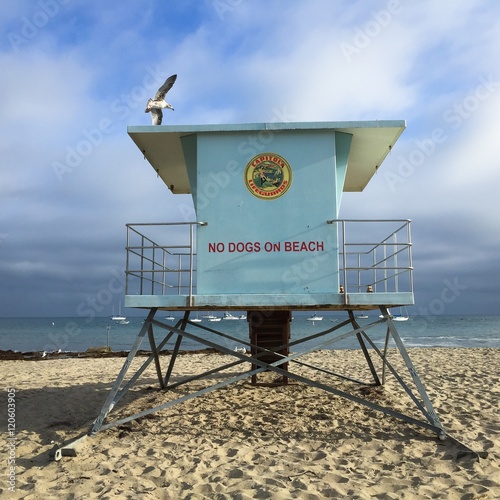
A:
53 120 461 460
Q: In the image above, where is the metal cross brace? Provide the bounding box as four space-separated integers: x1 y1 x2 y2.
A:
88 309 445 438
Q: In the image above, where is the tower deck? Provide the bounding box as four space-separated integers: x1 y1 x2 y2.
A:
124 219 414 311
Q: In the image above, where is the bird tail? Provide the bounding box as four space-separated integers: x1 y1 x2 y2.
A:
145 98 152 112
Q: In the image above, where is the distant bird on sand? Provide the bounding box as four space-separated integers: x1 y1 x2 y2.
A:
145 74 177 125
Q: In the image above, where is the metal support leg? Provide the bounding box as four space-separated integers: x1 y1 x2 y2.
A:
164 311 190 386
164 334 182 386
361 331 437 423
90 308 157 435
348 310 381 385
381 326 391 385
113 328 176 405
148 321 164 389
379 305 445 438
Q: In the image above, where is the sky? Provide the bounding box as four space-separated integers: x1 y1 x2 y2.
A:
1 0 500 318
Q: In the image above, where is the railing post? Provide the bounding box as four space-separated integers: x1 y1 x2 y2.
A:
189 223 195 305
162 249 166 295
342 220 347 298
394 230 399 292
151 243 155 295
407 220 413 293
383 234 387 292
140 234 145 296
177 254 182 295
357 252 362 292
125 225 130 296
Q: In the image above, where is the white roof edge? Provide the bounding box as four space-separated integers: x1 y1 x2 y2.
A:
128 120 406 134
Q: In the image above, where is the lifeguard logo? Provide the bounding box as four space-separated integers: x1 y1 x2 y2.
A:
244 153 292 200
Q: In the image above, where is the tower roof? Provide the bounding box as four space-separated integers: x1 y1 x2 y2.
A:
128 120 405 194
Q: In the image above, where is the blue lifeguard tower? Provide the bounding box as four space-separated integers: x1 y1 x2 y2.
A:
54 120 469 460
124 121 415 309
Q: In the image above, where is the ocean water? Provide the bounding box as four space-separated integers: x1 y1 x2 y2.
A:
1 313 499 354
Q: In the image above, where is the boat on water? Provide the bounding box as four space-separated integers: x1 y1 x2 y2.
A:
239 314 247 320
111 302 127 322
379 308 409 321
223 312 239 320
208 316 221 322
392 307 409 321
201 313 217 319
119 320 130 325
307 313 323 321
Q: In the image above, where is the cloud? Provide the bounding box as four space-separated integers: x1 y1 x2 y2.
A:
1 0 500 317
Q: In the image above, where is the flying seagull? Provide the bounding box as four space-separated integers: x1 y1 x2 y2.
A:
145 74 177 125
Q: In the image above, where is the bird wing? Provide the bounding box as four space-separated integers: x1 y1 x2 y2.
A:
154 74 177 100
151 108 163 125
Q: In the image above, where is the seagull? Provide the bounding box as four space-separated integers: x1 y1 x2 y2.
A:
145 74 177 125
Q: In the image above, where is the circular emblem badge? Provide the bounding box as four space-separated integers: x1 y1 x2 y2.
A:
244 153 292 200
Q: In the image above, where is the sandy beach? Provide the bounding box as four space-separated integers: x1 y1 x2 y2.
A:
1 347 499 499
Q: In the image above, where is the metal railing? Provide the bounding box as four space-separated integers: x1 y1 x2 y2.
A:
125 219 413 299
329 219 413 294
125 222 205 297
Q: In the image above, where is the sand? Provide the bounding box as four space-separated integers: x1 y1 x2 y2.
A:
0 347 499 499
